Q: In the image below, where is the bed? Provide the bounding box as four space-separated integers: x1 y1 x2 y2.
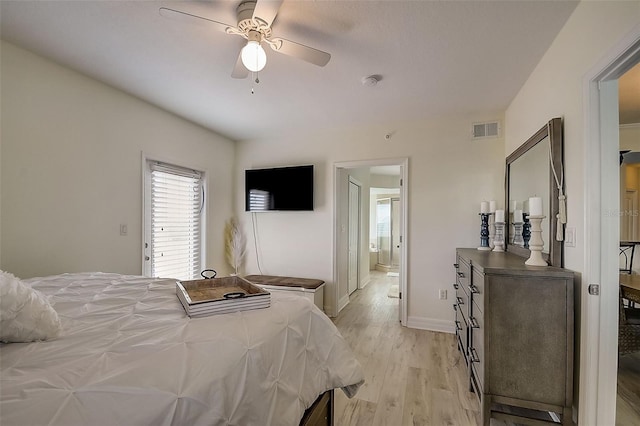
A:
0 272 364 426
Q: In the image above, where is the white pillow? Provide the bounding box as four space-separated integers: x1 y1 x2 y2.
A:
0 270 62 343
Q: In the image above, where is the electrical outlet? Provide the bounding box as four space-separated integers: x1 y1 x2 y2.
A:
439 289 447 300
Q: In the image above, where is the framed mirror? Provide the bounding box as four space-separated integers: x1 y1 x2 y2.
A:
505 117 564 267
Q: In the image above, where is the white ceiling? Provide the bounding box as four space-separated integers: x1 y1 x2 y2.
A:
0 1 590 141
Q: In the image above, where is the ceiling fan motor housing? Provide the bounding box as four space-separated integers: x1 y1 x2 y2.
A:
236 1 272 37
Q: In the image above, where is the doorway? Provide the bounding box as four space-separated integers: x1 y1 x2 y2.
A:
616 61 640 424
584 33 640 425
333 158 408 325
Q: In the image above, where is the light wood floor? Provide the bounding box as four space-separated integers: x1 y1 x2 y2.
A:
332 271 480 426
333 271 640 426
617 352 640 426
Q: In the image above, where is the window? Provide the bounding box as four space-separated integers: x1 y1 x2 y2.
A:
144 160 204 280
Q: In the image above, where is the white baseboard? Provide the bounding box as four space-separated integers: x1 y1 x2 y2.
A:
359 277 370 289
338 294 350 313
407 316 455 334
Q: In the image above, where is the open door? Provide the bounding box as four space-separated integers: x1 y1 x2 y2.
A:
348 178 361 295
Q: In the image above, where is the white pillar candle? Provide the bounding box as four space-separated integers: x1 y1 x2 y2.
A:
489 200 496 213
480 201 489 214
510 200 516 212
529 197 543 216
495 209 505 222
514 209 523 223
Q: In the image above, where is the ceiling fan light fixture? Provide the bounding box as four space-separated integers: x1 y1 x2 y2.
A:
241 40 267 72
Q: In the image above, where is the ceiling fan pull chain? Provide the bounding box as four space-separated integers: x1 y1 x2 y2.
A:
251 71 260 94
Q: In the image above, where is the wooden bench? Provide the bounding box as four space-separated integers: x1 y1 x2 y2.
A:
244 275 325 311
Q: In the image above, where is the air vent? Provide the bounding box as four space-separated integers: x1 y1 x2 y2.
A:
472 121 501 140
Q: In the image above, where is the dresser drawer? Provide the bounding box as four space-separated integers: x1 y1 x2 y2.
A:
454 282 469 318
454 306 469 366
470 269 484 314
455 257 471 291
469 300 484 390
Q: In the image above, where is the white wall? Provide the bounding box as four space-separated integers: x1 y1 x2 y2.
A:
620 124 640 150
504 1 640 421
1 41 236 278
370 173 399 188
236 116 504 324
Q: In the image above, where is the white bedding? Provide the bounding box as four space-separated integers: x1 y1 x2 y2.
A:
0 273 364 426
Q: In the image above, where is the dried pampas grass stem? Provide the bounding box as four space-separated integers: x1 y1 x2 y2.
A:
225 217 246 275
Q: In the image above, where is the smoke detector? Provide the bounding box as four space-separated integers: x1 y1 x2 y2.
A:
361 75 380 87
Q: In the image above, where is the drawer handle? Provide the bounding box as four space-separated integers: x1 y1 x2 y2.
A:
454 320 462 331
469 316 480 328
456 296 464 305
453 263 459 268
453 283 459 290
469 284 480 294
470 347 481 363
457 271 464 277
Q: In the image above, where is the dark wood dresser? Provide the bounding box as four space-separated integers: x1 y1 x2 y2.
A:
454 248 574 426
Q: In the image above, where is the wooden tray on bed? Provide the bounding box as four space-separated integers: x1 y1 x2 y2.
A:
176 276 270 317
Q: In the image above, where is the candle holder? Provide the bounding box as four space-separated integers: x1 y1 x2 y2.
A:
522 213 531 249
525 215 547 266
513 221 524 246
478 213 491 251
488 213 495 249
493 221 505 252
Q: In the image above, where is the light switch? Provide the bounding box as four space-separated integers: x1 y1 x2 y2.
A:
565 227 576 247
120 224 128 236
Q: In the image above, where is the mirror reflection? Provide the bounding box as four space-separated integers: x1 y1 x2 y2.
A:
508 136 551 253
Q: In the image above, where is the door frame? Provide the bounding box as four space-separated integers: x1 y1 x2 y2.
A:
582 27 640 425
333 157 409 325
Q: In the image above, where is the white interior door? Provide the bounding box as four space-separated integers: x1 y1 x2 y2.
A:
348 179 360 295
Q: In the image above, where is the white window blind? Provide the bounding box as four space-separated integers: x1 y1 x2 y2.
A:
148 161 203 280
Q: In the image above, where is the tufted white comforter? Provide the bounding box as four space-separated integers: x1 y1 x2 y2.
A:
0 273 363 426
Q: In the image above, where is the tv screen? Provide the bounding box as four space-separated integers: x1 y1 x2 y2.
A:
245 165 314 212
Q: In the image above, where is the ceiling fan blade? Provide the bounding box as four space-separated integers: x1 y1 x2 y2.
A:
270 38 331 67
252 0 283 27
231 53 249 79
159 7 232 33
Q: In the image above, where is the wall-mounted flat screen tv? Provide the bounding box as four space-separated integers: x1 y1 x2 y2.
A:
245 165 314 212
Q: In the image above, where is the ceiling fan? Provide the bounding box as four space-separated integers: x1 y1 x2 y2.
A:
159 0 331 79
